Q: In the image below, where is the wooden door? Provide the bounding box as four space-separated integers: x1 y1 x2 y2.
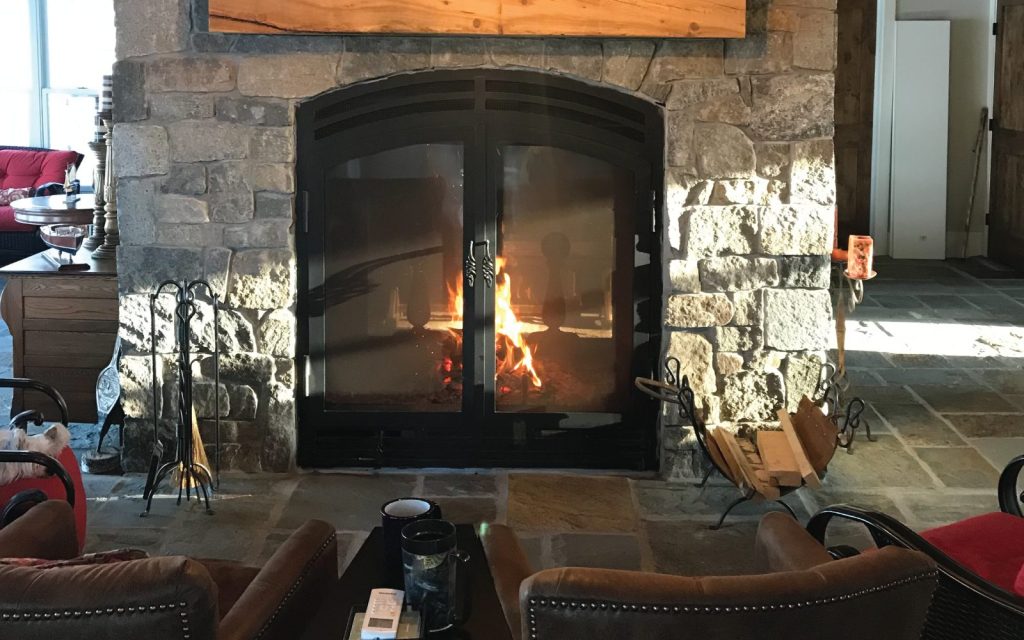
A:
990 0 1024 268
834 0 877 241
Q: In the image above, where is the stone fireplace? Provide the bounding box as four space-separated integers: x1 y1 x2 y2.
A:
114 0 837 479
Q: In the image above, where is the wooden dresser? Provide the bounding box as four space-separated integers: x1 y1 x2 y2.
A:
0 250 117 422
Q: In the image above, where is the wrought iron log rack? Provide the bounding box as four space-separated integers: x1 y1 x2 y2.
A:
637 352 875 529
636 357 799 530
142 280 221 516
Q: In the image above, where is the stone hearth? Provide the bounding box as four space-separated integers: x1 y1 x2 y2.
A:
114 0 838 476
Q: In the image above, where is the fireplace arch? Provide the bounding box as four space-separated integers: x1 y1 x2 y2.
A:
296 69 663 469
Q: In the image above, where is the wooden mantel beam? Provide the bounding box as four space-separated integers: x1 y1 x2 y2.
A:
209 0 747 39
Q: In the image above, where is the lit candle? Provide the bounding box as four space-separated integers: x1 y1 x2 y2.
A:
847 235 874 280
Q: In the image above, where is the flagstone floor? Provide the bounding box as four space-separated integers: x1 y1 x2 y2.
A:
2 257 1023 577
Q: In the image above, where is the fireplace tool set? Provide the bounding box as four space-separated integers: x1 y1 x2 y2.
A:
142 279 221 516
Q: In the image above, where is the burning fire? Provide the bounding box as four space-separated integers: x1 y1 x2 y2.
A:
446 257 542 389
494 257 542 388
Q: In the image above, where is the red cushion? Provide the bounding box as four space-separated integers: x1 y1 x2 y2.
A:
0 148 81 234
922 512 1024 597
0 148 80 191
0 204 37 233
0 449 87 553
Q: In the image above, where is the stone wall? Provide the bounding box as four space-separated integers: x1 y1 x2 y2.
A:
113 0 838 476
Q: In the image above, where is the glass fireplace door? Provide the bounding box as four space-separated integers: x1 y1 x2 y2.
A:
488 140 640 420
297 69 663 469
319 142 471 415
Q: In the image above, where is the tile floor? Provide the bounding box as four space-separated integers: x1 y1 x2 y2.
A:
3 257 1023 577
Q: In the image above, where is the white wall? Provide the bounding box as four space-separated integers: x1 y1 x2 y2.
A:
890 21 950 259
894 0 995 257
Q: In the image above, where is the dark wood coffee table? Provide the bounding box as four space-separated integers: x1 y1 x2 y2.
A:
302 524 513 640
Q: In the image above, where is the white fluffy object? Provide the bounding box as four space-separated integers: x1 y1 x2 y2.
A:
0 424 71 486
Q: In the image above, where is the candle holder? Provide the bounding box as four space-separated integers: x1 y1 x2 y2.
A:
83 115 109 252
91 117 119 261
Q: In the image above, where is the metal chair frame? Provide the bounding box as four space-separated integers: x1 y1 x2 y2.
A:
807 455 1024 639
0 378 77 509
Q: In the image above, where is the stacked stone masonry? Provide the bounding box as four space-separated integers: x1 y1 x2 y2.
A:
114 0 838 478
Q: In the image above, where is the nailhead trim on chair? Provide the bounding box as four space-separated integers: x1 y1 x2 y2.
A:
524 571 938 640
0 602 193 638
255 531 337 640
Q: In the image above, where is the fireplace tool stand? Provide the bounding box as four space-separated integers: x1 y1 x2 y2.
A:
635 357 798 531
142 280 221 516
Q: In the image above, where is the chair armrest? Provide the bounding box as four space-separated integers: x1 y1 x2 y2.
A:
0 499 78 560
755 511 833 572
519 547 937 640
220 519 338 640
0 378 70 426
998 454 1024 517
480 523 535 640
0 556 218 640
0 451 76 507
809 504 1024 618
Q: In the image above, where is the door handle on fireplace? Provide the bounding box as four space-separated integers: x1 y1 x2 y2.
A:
464 240 494 289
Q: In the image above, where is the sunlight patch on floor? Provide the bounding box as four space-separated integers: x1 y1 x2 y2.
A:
845 320 1024 358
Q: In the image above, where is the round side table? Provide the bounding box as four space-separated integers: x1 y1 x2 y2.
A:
10 194 96 226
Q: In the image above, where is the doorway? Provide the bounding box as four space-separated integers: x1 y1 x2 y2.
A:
835 0 878 242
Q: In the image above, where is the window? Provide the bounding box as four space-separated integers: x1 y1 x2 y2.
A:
0 3 36 148
0 0 115 187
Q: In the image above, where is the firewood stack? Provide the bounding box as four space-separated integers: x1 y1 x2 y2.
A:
710 397 839 499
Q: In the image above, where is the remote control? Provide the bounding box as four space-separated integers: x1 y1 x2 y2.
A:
361 588 404 640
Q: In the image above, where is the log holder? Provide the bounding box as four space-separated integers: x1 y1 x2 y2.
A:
635 357 799 530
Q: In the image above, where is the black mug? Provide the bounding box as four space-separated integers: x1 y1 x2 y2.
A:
401 519 471 633
381 498 441 583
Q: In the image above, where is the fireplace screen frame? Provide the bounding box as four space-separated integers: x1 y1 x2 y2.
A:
296 70 663 469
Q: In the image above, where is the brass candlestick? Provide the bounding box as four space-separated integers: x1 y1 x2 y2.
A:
91 118 119 261
82 116 108 252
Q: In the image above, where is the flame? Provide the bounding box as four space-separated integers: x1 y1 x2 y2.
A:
494 257 542 388
445 257 542 389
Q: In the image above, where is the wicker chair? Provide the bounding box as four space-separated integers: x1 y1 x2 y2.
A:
807 454 1024 640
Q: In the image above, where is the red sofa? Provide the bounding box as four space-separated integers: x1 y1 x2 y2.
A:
0 146 83 265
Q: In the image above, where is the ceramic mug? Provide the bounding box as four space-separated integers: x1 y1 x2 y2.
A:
381 497 441 583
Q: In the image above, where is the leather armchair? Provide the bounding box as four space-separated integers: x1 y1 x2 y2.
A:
0 500 338 640
481 512 938 640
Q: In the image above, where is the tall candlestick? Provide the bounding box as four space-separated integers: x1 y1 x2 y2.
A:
83 120 108 252
91 118 119 261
